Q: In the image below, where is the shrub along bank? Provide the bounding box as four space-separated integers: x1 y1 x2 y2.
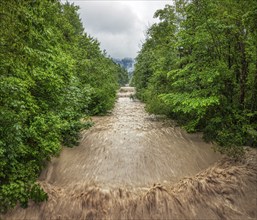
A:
0 0 127 212
133 0 257 156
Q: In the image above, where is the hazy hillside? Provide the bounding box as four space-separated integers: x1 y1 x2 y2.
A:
113 57 134 79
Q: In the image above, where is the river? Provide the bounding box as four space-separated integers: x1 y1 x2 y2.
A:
3 87 257 219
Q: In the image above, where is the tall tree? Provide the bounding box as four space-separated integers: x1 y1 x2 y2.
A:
133 0 257 155
0 0 125 212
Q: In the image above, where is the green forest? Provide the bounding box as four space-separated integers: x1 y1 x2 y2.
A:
133 0 257 155
1 0 257 214
0 0 127 212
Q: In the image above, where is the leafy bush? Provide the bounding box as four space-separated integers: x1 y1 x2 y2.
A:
0 0 124 212
133 0 257 157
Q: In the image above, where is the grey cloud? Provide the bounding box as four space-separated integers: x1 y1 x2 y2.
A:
79 2 140 34
64 0 171 58
92 31 143 58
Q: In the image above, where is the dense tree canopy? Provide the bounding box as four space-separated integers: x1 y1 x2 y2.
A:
133 0 257 155
0 0 127 212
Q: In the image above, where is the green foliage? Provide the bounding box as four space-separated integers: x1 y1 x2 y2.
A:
117 67 129 86
0 0 122 212
133 0 257 156
0 182 47 212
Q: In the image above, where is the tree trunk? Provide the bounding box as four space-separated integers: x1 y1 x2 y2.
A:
251 49 257 111
239 41 248 108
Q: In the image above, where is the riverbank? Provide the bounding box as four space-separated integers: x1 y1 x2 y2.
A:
2 87 256 219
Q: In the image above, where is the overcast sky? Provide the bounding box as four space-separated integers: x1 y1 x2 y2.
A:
62 0 172 59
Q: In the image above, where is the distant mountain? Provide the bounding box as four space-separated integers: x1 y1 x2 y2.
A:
113 58 135 79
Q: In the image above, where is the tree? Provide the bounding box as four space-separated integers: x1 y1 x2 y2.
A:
0 0 124 212
133 0 257 156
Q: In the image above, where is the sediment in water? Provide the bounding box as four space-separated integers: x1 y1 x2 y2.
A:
2 148 256 219
2 87 256 219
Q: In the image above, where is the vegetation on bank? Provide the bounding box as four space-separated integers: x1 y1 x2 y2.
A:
133 0 257 156
0 0 127 212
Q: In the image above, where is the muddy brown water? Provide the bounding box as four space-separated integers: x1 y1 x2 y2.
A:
40 87 220 187
41 87 220 187
2 87 257 219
